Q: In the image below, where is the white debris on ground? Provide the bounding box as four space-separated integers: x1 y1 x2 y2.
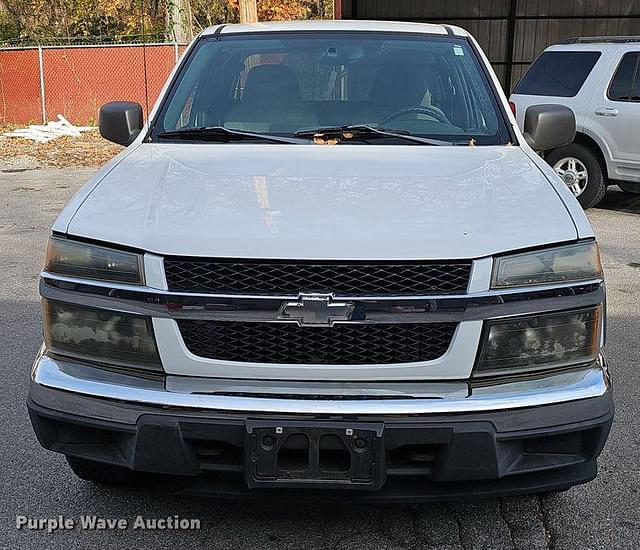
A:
2 115 95 143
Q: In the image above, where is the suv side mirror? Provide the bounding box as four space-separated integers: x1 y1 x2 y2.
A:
99 102 144 146
523 104 576 152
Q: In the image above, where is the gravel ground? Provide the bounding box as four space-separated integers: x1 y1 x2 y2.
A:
0 128 122 169
0 167 639 549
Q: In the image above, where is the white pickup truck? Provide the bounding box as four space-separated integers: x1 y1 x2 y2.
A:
29 20 613 501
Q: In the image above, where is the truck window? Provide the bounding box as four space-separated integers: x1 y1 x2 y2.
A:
153 32 510 145
608 52 640 102
513 51 601 97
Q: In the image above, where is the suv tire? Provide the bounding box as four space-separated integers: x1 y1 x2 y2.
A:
618 182 640 195
547 144 606 209
66 456 134 484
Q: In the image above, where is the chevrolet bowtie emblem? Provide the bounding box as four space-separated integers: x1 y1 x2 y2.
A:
277 293 355 327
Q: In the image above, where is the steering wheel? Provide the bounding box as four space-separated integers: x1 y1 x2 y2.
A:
380 106 449 126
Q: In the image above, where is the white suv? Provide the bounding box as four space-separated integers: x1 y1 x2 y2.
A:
28 21 613 501
510 37 640 208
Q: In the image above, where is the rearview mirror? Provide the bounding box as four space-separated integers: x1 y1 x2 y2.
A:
99 102 143 146
523 104 575 152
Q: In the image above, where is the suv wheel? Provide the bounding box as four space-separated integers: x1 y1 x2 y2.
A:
618 182 640 195
547 144 606 209
66 456 134 484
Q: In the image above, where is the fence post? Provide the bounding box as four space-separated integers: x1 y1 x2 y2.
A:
174 40 179 63
37 45 47 123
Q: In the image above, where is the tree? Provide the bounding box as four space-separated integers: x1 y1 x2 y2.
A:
190 0 238 30
0 0 167 42
257 0 306 21
0 0 333 43
227 0 325 22
167 0 193 42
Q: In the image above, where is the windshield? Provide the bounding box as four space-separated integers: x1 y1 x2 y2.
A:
152 32 510 145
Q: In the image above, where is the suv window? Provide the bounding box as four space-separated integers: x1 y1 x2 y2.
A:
608 52 640 102
513 51 601 97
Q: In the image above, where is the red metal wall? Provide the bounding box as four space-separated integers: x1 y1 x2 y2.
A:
0 44 185 125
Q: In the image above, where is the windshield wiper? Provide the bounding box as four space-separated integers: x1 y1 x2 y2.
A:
156 126 308 144
294 125 455 146
158 124 460 146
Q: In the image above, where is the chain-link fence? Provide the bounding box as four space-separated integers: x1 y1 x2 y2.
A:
0 41 187 125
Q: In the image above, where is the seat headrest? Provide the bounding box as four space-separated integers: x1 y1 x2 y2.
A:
242 64 302 104
371 65 429 109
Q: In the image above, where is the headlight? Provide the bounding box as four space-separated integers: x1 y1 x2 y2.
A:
491 242 602 288
44 236 144 284
474 307 602 378
43 300 162 371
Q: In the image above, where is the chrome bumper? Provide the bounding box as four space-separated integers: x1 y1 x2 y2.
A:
31 350 611 417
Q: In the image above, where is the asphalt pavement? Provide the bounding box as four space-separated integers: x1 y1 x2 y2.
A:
1 167 639 550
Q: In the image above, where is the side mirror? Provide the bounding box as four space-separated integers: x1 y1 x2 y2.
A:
523 104 576 152
99 102 143 146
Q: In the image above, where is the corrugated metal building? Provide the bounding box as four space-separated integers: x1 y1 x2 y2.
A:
334 0 640 91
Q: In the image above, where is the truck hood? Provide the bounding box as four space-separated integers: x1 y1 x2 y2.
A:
64 143 578 260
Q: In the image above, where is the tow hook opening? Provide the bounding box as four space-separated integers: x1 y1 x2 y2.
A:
319 434 351 472
277 433 310 470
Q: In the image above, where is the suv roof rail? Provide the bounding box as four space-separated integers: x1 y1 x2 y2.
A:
560 36 640 45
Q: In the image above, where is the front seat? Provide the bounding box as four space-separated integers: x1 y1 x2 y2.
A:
225 64 318 133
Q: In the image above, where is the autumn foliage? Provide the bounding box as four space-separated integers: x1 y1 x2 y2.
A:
228 0 307 21
0 0 332 43
0 0 167 40
257 0 307 21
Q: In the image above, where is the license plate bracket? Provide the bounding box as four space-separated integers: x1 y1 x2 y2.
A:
244 420 385 490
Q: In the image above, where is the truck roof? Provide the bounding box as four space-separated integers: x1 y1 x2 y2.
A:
201 20 468 38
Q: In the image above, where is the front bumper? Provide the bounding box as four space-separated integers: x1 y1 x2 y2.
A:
28 353 613 501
